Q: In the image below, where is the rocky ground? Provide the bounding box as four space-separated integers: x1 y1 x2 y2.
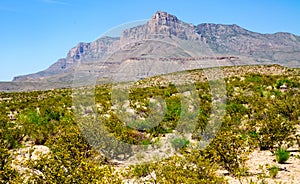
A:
223 126 300 184
224 148 300 184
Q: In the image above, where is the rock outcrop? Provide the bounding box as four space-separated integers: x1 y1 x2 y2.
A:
120 11 202 44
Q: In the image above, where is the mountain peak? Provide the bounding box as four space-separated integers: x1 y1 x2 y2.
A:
120 11 201 45
150 11 179 25
144 11 201 40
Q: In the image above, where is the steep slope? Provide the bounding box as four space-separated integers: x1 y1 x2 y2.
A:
197 23 300 65
13 36 120 82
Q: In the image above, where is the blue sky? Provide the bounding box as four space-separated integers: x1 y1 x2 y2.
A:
0 0 299 81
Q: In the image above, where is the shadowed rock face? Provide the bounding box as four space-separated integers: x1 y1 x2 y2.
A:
12 11 300 83
121 11 202 42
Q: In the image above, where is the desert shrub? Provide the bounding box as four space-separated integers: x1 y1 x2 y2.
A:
23 125 122 183
275 93 300 121
276 79 292 89
0 117 21 182
26 155 121 183
78 116 134 160
251 112 296 150
0 148 21 183
226 102 248 116
268 165 279 178
132 164 151 177
275 147 290 164
141 139 150 146
0 116 24 149
46 126 94 161
171 137 190 150
154 155 225 183
245 75 262 83
126 155 225 183
18 110 62 145
206 130 251 175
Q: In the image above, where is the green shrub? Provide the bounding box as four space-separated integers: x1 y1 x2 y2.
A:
171 137 190 150
245 75 262 83
0 117 21 182
268 165 279 178
206 131 251 175
141 139 150 146
133 164 151 177
276 79 292 89
19 110 62 145
251 112 296 150
275 148 290 164
125 155 225 183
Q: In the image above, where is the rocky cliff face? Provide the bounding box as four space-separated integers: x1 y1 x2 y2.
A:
196 23 300 61
13 36 120 82
120 11 203 44
13 11 300 82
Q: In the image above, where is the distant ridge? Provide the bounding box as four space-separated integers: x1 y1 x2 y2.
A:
11 11 300 83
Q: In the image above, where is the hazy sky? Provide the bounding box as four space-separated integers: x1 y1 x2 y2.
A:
0 0 299 81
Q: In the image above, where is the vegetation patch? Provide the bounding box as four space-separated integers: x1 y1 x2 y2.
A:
0 65 299 183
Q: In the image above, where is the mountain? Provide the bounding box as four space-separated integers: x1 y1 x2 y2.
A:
11 11 300 84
